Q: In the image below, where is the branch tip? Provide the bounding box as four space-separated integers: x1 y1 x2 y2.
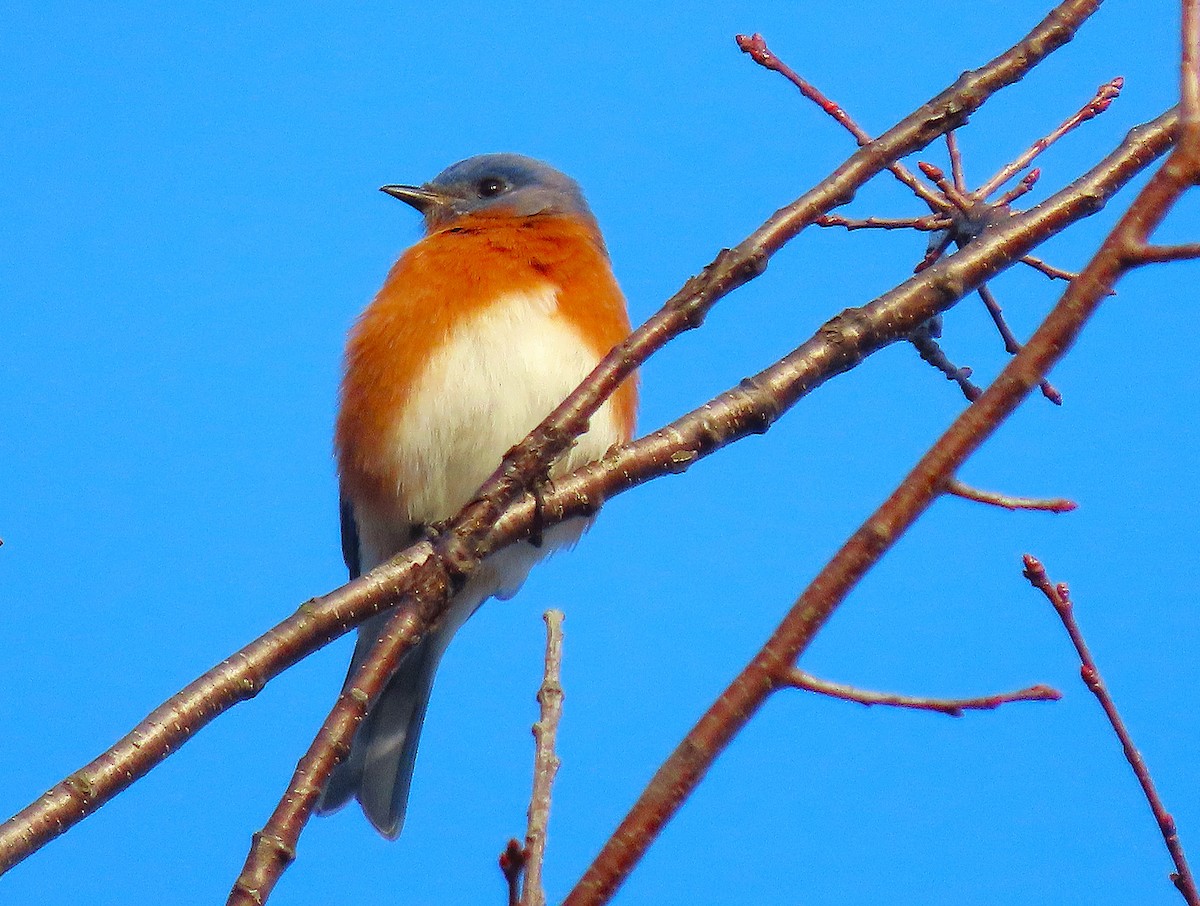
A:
947 478 1076 513
782 668 1061 717
1022 554 1200 904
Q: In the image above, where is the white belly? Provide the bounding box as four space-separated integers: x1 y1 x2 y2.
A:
390 284 622 529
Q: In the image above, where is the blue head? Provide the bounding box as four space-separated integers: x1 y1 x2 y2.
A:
381 153 600 237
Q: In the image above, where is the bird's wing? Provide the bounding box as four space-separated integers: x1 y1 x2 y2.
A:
339 496 362 579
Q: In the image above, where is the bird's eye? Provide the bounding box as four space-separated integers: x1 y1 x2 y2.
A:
477 177 507 198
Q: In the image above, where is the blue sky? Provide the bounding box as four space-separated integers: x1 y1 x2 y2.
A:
2 2 1196 904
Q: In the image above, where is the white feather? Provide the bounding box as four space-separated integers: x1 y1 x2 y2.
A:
391 284 622 526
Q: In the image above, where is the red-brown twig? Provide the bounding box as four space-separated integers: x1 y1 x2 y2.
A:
918 160 974 209
781 668 1060 717
976 285 1064 404
1020 254 1080 281
977 76 1124 198
994 167 1042 208
945 478 1076 513
500 839 526 906
521 611 566 906
1022 555 1200 906
946 131 968 193
735 32 948 214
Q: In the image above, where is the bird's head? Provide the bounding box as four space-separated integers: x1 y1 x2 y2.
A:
381 153 600 238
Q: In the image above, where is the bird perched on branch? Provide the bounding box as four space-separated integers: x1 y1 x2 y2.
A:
317 153 637 838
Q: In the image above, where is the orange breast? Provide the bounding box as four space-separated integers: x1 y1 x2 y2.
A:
337 212 637 511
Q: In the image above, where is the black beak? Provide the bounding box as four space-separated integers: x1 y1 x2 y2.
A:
379 184 451 214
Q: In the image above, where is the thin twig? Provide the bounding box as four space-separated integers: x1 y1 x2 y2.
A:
816 213 952 232
1022 555 1200 906
781 668 1060 717
977 285 1064 404
735 32 948 213
946 131 968 193
919 160 974 209
1020 254 1080 281
945 478 1076 512
993 168 1042 207
521 611 566 906
978 285 1026 355
909 325 982 401
977 76 1124 198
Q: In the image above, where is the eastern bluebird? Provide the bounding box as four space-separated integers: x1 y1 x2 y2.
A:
316 154 637 838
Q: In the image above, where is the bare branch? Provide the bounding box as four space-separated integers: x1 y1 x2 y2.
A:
993 167 1042 207
977 76 1124 198
918 160 974 209
0 95 1173 881
909 324 982 401
1127 242 1200 263
976 285 1064 404
564 6 1177 902
521 610 566 906
1182 0 1200 124
815 213 951 232
1020 254 1079 282
1022 555 1200 906
946 130 968 193
945 478 1076 513
735 32 948 212
781 668 1061 717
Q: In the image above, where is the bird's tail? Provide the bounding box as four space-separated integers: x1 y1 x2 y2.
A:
317 524 587 837
315 610 452 839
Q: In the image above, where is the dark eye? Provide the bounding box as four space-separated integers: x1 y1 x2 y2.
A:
477 177 507 198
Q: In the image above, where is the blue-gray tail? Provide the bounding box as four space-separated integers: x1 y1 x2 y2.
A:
316 614 446 839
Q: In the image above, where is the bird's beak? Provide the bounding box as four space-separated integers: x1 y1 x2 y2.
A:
379 184 452 214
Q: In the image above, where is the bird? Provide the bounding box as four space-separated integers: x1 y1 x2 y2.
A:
316 153 637 838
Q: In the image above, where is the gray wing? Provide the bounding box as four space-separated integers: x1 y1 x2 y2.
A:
318 495 444 838
339 497 361 580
